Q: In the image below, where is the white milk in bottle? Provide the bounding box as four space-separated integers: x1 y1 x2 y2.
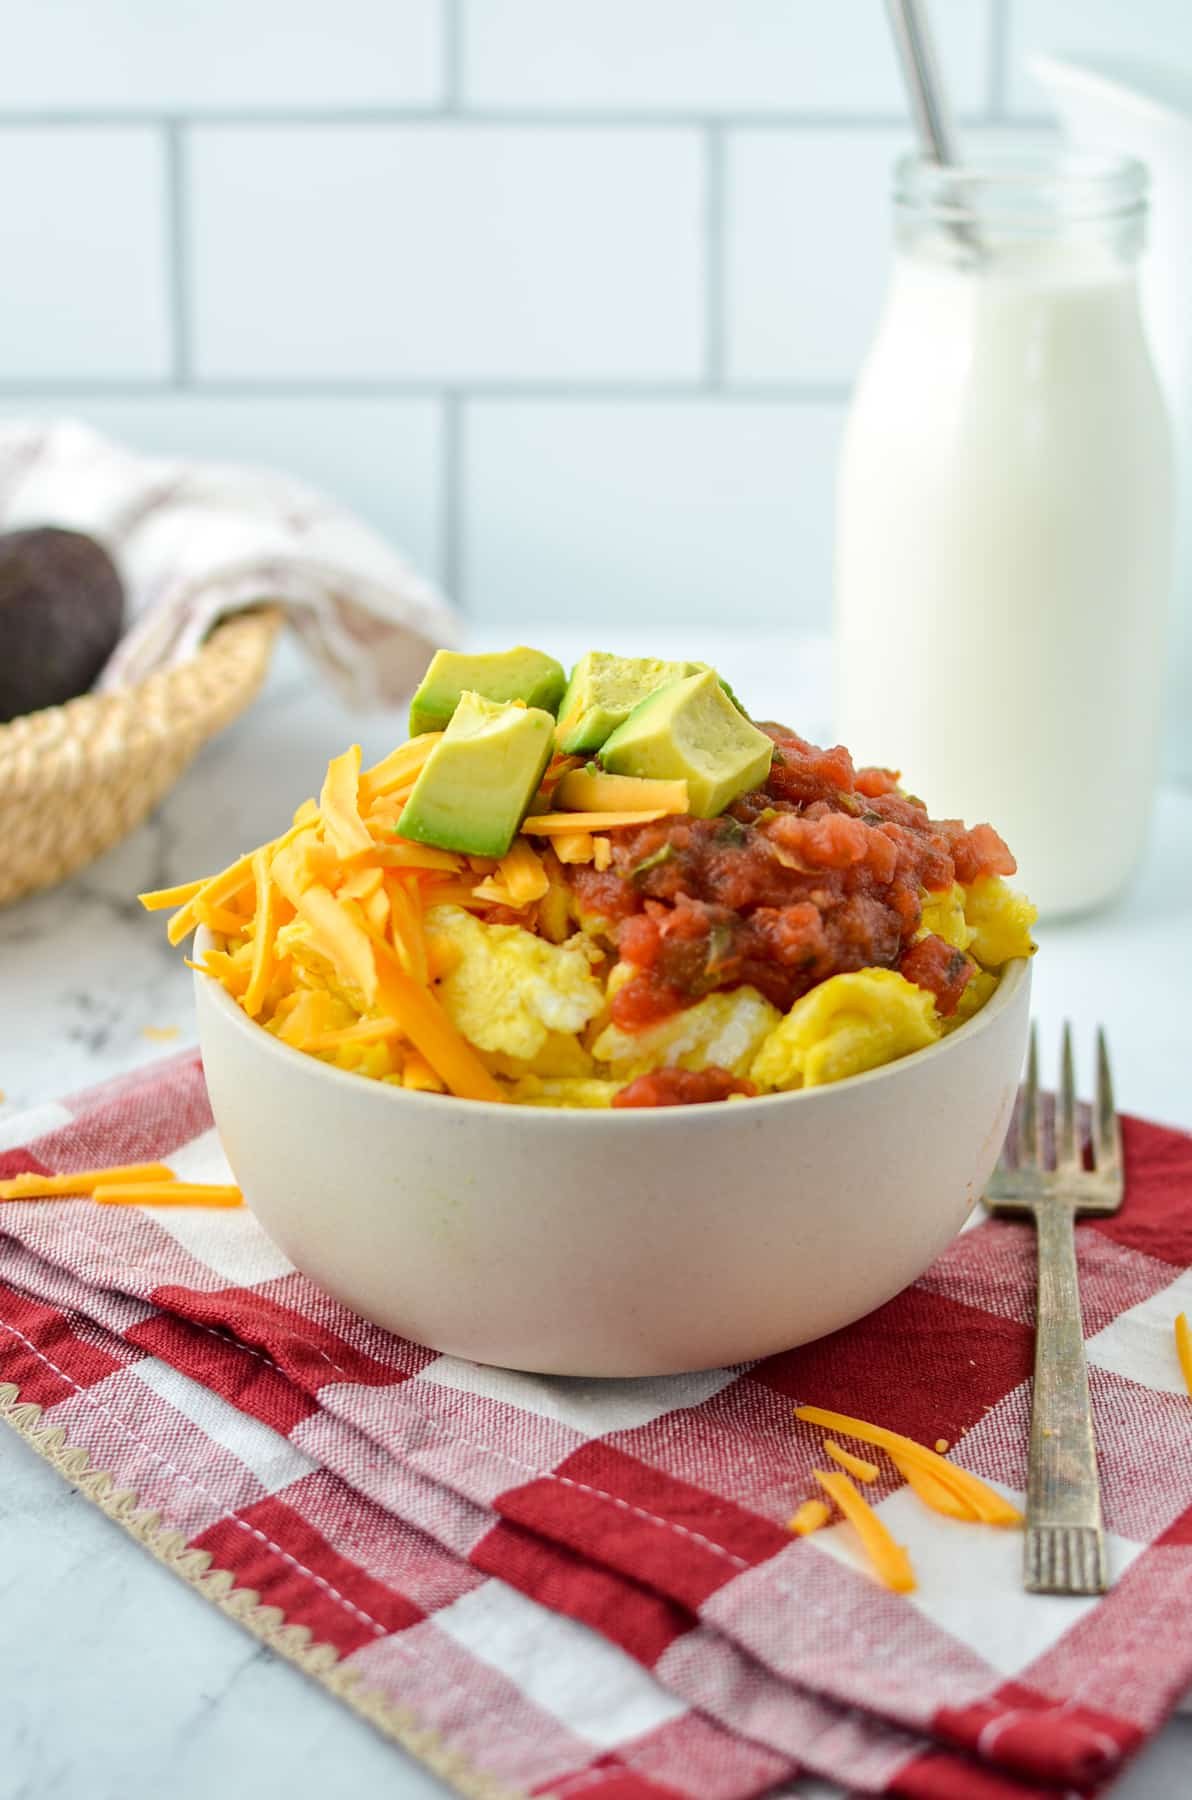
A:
835 153 1173 917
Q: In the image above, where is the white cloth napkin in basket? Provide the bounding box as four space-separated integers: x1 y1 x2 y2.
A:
0 419 458 708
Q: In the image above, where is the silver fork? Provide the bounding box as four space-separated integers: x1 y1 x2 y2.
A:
983 1023 1123 1595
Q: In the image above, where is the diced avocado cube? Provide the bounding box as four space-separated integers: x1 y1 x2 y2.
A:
398 691 554 856
599 670 773 818
556 652 705 753
409 645 566 737
692 662 748 716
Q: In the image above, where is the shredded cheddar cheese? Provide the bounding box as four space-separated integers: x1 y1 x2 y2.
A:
242 847 278 1018
553 769 688 815
795 1405 1022 1528
365 809 407 836
373 943 506 1103
788 1499 831 1537
340 866 384 904
553 831 597 865
413 879 492 911
362 885 390 937
137 878 205 912
280 991 351 1050
92 1182 243 1208
401 1051 445 1093
310 1017 403 1049
165 819 314 947
521 810 668 834
497 840 550 905
0 1163 177 1201
187 945 253 997
358 732 443 804
143 716 725 1107
812 1469 916 1592
319 745 373 859
385 873 429 984
194 899 248 937
887 1451 978 1521
0 1165 249 1210
824 1439 880 1483
470 878 517 907
166 860 250 946
297 886 378 1002
1176 1313 1192 1398
370 842 464 874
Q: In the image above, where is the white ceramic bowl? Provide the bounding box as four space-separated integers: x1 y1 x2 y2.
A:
194 931 1031 1376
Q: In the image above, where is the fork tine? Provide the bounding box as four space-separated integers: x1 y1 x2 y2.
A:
1056 1021 1082 1172
1018 1021 1040 1167
1093 1026 1123 1180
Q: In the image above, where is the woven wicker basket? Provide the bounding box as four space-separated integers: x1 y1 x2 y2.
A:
0 606 281 906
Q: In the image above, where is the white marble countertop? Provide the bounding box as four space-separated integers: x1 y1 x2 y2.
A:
1 631 1190 1799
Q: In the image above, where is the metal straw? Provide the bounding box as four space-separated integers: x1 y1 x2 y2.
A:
885 0 960 166
885 0 980 256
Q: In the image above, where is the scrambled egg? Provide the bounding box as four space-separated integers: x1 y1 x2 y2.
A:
963 877 1037 968
273 917 363 1007
425 905 605 1062
262 876 1032 1103
421 874 1034 1102
171 707 1039 1111
750 968 941 1091
949 965 998 1029
591 986 781 1080
505 1076 618 1109
919 882 975 953
911 876 1035 1038
483 1032 597 1080
270 986 355 1045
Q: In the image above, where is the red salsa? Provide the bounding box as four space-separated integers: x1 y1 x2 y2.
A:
611 1067 756 1109
564 726 1015 1035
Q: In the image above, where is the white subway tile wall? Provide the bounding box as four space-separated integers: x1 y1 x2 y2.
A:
463 400 844 629
460 0 994 114
726 129 908 384
0 1 1181 632
0 1 443 111
188 126 705 381
0 129 172 381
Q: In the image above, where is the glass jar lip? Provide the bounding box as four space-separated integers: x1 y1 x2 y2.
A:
895 148 1148 226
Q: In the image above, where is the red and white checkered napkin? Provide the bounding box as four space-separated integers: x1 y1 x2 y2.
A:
2 1055 1191 1800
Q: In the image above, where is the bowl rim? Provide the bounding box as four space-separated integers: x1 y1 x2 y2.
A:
194 925 1032 1126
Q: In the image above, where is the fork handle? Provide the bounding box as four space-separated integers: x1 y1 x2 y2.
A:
1027 1202 1105 1581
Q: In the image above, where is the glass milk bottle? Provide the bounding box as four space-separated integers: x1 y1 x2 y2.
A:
835 153 1173 917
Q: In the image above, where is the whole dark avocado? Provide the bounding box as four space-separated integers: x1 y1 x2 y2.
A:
0 526 125 723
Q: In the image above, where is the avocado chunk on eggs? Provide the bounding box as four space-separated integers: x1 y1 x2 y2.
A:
554 651 707 754
398 690 554 857
408 645 566 737
395 646 765 856
599 668 773 818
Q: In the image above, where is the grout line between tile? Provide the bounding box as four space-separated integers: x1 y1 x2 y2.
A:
163 121 192 386
0 380 181 398
0 379 853 404
441 391 464 608
0 107 1042 131
703 124 727 387
442 0 463 112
